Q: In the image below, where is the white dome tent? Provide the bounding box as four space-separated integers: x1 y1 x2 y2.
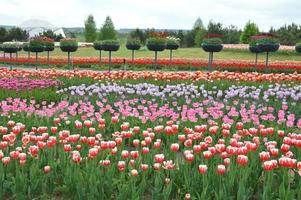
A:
20 19 66 38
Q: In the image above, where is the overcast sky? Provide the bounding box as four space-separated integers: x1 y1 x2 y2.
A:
0 0 300 31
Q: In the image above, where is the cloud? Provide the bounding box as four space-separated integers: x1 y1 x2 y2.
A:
0 0 300 31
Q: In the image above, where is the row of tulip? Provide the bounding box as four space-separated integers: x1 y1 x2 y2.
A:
0 68 300 82
56 82 301 102
0 113 300 199
0 78 61 91
0 68 300 198
1 56 301 71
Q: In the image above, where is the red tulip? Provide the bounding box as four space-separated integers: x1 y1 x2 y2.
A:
170 143 179 152
217 165 226 174
237 155 248 166
2 157 11 165
154 154 165 163
44 165 51 174
198 164 208 174
140 164 149 171
131 169 138 177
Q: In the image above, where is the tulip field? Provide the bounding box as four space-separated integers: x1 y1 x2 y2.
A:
0 67 301 199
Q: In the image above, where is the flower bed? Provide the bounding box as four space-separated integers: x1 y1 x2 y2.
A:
0 68 300 199
0 78 61 91
0 68 300 82
0 56 301 72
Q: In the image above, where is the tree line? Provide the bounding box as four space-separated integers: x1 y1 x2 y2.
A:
0 16 301 46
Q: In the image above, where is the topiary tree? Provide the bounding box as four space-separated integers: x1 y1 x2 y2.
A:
240 21 259 44
93 41 103 66
0 44 3 57
43 37 55 64
22 42 31 59
2 43 19 70
84 15 97 42
201 37 223 71
146 37 166 70
249 40 263 66
101 40 120 72
29 37 45 69
15 43 22 61
257 37 280 71
126 38 141 61
166 37 180 62
99 16 117 40
60 38 78 69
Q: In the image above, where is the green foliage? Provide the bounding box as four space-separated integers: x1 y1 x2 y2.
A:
194 29 206 46
223 25 241 44
240 21 259 44
2 43 19 49
99 16 117 40
84 15 97 42
249 40 258 46
257 37 280 45
296 42 301 47
93 41 102 48
60 38 78 47
207 20 224 35
0 27 8 43
126 38 141 46
273 23 301 45
30 39 45 47
202 38 223 45
146 37 167 45
193 17 205 30
22 42 30 51
102 40 120 45
129 28 147 45
39 30 63 42
166 38 179 46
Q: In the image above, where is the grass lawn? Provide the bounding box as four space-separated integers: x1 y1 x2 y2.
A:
16 46 301 62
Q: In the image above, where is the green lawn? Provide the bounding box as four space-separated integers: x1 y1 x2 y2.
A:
16 46 301 61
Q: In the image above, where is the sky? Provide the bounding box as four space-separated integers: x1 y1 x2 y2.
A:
0 0 300 31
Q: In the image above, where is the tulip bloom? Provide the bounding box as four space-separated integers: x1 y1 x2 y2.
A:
217 165 226 174
198 164 208 174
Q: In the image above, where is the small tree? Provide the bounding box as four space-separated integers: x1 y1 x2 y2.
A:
2 43 19 70
93 41 103 66
99 16 117 40
101 40 120 72
146 37 166 70
166 37 180 61
43 37 55 64
84 15 97 42
240 21 259 44
126 38 141 61
193 17 205 30
194 29 206 47
0 27 8 43
29 37 45 69
129 28 147 45
60 38 78 69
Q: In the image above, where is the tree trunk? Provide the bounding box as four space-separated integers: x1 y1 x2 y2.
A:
109 51 112 72
265 52 269 73
35 52 38 70
154 51 158 71
132 50 134 62
47 51 50 65
10 53 12 70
